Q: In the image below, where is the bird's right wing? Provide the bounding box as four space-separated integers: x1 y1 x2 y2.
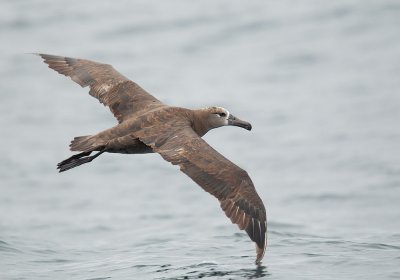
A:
135 125 267 264
37 54 164 123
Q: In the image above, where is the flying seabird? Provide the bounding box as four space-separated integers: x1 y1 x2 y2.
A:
36 54 267 264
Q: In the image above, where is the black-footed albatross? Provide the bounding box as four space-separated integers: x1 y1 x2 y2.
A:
36 54 267 264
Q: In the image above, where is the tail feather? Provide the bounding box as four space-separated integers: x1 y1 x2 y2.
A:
70 135 97 151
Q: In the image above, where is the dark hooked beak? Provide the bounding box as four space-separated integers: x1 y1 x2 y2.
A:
228 114 252 131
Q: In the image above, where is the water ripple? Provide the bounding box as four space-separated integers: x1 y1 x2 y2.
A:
159 263 269 280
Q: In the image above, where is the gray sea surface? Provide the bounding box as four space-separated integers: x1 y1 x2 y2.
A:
1 0 400 279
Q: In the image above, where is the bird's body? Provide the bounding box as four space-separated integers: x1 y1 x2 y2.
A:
37 54 267 264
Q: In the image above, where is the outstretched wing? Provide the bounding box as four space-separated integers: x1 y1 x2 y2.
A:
135 125 267 264
37 54 164 123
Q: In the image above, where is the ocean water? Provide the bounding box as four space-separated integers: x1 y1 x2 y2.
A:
1 0 400 279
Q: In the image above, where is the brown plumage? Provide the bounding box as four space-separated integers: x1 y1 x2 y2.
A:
37 54 267 264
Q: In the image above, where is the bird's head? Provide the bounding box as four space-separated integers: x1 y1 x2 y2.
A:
204 106 252 131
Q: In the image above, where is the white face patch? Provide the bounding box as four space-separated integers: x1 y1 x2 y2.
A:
203 106 230 126
224 111 229 125
219 107 230 125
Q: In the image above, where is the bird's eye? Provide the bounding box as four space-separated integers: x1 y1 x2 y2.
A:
218 112 227 117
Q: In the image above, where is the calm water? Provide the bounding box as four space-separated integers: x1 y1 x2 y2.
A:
1 0 400 279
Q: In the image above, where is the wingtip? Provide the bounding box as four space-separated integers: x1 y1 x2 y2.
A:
255 244 265 265
29 52 44 57
31 53 49 62
33 53 63 61
255 231 267 265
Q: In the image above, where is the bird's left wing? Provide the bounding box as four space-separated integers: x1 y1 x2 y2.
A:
135 125 267 264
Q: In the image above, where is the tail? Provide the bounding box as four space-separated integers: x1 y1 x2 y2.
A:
70 135 102 152
57 149 105 172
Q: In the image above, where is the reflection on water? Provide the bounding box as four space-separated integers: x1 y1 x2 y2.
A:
161 263 269 280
